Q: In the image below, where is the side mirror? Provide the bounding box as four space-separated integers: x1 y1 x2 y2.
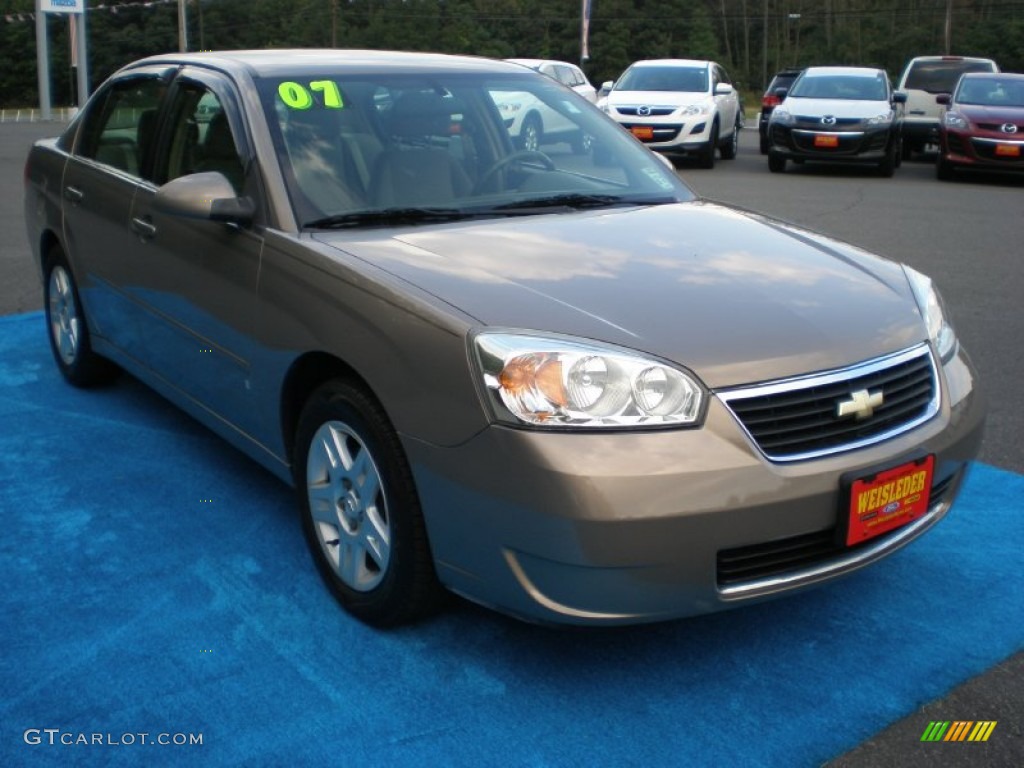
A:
599 80 614 96
714 83 735 96
893 91 908 104
153 172 254 226
774 87 789 100
935 93 951 105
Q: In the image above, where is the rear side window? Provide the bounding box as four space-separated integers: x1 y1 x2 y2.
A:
902 60 997 93
76 77 165 178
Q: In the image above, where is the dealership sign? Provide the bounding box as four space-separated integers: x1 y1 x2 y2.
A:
38 0 84 14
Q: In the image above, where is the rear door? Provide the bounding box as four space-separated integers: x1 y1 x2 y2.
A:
60 67 172 354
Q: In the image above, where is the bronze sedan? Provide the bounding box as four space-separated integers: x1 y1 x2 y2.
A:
24 50 985 626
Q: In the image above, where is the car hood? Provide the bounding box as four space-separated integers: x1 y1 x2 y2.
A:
780 97 892 119
608 90 710 109
313 202 925 389
955 103 1024 124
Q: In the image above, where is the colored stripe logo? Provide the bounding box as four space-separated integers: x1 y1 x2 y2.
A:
921 721 997 742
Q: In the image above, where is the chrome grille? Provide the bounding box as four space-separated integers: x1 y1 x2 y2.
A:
719 344 939 462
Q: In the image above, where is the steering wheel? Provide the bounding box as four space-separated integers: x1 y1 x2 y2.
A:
474 150 556 194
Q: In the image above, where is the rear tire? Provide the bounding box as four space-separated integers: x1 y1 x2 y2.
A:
43 245 117 387
570 131 593 155
294 380 442 627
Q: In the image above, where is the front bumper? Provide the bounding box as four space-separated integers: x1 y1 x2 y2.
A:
940 129 1024 171
609 113 714 154
770 123 897 163
406 346 985 625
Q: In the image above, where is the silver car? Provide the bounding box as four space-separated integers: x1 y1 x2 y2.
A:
24 50 985 627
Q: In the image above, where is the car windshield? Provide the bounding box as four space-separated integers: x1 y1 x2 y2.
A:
955 77 1024 107
255 69 690 228
789 73 888 101
903 60 995 93
616 66 708 93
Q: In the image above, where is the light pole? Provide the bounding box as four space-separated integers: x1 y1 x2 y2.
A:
178 0 188 52
788 13 802 67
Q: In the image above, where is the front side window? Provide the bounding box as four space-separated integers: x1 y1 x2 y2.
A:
158 83 244 193
77 76 165 177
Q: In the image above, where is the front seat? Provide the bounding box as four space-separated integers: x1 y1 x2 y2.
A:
369 90 472 207
196 112 245 193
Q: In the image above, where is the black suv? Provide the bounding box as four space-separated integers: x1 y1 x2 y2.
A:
759 68 802 154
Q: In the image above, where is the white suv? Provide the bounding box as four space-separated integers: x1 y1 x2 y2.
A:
599 59 741 168
896 55 999 157
506 58 597 103
494 59 598 154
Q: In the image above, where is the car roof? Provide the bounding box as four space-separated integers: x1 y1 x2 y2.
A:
959 71 1023 81
124 49 523 79
507 58 578 69
800 66 886 77
906 55 997 64
628 59 712 69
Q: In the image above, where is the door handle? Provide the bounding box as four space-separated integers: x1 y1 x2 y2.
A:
64 186 84 204
131 216 157 240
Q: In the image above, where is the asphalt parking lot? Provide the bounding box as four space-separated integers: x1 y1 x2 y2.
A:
2 121 1020 766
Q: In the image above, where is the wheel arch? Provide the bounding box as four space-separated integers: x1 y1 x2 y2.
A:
280 350 383 468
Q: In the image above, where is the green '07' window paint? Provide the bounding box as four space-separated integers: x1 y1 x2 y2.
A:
277 81 344 110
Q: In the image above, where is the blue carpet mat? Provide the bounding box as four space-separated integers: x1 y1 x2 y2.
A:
1 311 1021 767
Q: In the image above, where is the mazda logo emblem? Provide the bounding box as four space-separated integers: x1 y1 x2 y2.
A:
638 105 652 116
821 115 837 125
1001 123 1018 134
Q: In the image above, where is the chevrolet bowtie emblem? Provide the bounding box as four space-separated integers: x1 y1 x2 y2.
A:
837 388 884 420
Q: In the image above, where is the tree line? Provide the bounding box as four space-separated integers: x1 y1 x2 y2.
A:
2 0 1022 108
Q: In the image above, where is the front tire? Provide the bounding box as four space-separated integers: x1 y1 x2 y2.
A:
698 121 718 169
43 246 117 387
878 141 898 177
519 114 542 152
295 380 442 627
768 153 786 173
936 157 955 181
720 121 739 160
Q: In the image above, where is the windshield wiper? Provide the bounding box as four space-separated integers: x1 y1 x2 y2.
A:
304 207 477 229
489 193 669 213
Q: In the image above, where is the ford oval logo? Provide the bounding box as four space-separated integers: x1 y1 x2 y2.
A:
1001 123 1018 134
638 105 652 117
821 115 837 125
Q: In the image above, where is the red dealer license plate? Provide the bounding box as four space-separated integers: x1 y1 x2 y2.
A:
995 143 1021 157
631 126 654 140
814 134 839 148
844 455 934 546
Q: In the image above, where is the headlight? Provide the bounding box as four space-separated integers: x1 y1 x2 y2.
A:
473 332 704 428
771 108 793 126
866 110 894 125
904 266 957 363
944 111 969 130
681 103 711 117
